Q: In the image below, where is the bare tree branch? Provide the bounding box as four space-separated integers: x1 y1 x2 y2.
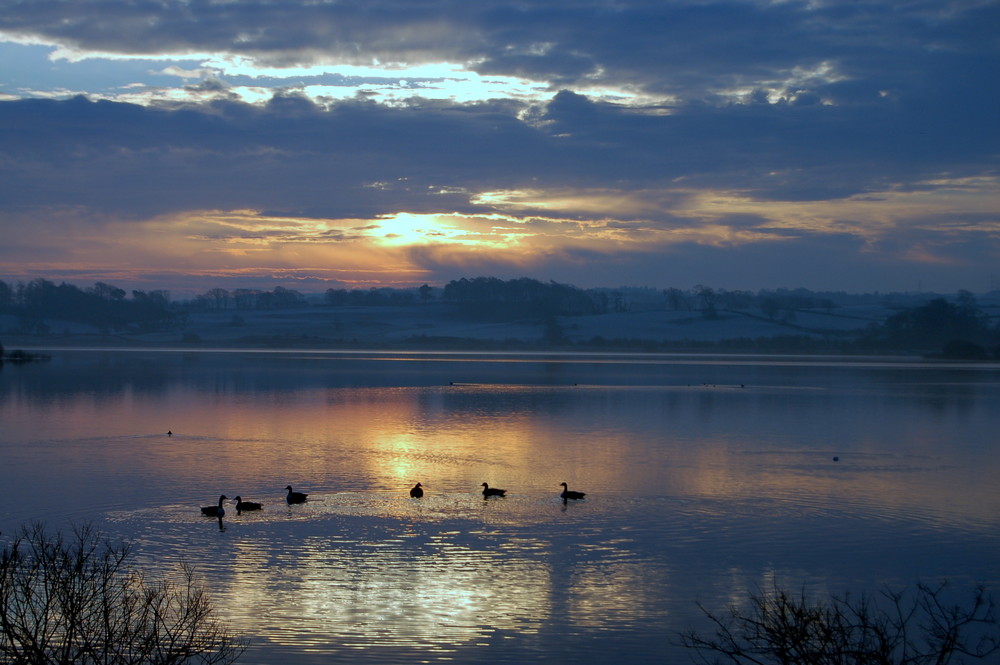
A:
678 581 1000 665
0 523 247 665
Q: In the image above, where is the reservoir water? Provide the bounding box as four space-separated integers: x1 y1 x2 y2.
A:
1 349 998 663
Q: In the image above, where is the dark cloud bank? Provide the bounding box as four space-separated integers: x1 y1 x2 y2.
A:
0 0 997 291
2 74 995 219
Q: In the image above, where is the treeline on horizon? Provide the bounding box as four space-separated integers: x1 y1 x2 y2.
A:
1 276 998 357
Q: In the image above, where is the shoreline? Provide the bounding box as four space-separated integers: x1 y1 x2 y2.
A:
6 343 994 368
2 299 997 359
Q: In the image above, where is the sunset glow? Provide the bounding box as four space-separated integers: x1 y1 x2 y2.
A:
3 6 998 664
1 0 997 293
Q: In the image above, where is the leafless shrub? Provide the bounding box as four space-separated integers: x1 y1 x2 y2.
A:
678 581 1000 665
0 523 246 665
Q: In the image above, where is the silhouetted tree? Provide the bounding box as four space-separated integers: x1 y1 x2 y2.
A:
269 286 304 308
334 289 354 305
590 290 609 314
956 289 979 314
231 289 257 310
3 279 176 333
664 287 690 311
88 281 126 302
694 284 718 319
760 298 780 320
610 291 628 313
324 288 348 305
443 276 600 319
880 298 991 350
130 290 174 332
202 288 231 310
363 288 388 305
390 290 415 305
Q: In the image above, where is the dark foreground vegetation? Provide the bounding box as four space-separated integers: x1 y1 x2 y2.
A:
1 276 998 356
679 582 1000 665
0 524 246 665
4 520 993 665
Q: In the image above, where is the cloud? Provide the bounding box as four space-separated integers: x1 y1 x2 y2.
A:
0 0 998 293
2 1 997 100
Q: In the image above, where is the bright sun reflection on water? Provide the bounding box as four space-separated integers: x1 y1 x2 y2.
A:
115 493 671 661
3 351 1000 664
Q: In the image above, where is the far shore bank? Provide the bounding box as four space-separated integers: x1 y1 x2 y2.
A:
4 337 994 363
3 296 998 359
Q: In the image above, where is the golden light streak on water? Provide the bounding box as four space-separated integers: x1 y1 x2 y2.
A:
4 351 1000 664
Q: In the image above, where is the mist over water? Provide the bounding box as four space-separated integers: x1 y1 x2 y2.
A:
1 350 998 664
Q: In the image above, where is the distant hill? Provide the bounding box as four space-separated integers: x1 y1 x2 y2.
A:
2 277 999 356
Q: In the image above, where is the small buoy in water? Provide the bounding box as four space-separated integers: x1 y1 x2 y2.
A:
167 430 172 436
833 456 839 462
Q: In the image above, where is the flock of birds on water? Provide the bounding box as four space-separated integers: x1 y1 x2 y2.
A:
200 482 587 523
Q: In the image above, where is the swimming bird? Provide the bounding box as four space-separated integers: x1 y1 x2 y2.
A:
285 485 308 504
234 496 262 513
201 495 228 517
409 482 424 498
559 482 586 500
481 482 507 497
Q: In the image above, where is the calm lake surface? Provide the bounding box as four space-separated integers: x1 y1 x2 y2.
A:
1 349 998 664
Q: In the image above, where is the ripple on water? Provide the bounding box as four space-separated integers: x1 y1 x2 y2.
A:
97 486 998 664
102 492 679 662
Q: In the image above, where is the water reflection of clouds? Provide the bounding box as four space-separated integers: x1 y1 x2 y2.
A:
568 560 671 629
5 352 1000 664
216 524 556 655
112 490 674 658
9 373 999 534
202 515 676 659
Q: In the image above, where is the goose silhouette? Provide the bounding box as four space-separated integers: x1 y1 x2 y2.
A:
201 495 228 517
559 482 586 500
285 485 308 504
234 496 262 513
409 482 424 498
481 482 507 497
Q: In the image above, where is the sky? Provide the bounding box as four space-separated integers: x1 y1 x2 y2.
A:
1 0 998 297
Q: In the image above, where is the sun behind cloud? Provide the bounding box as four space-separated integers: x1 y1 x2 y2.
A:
374 212 467 246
